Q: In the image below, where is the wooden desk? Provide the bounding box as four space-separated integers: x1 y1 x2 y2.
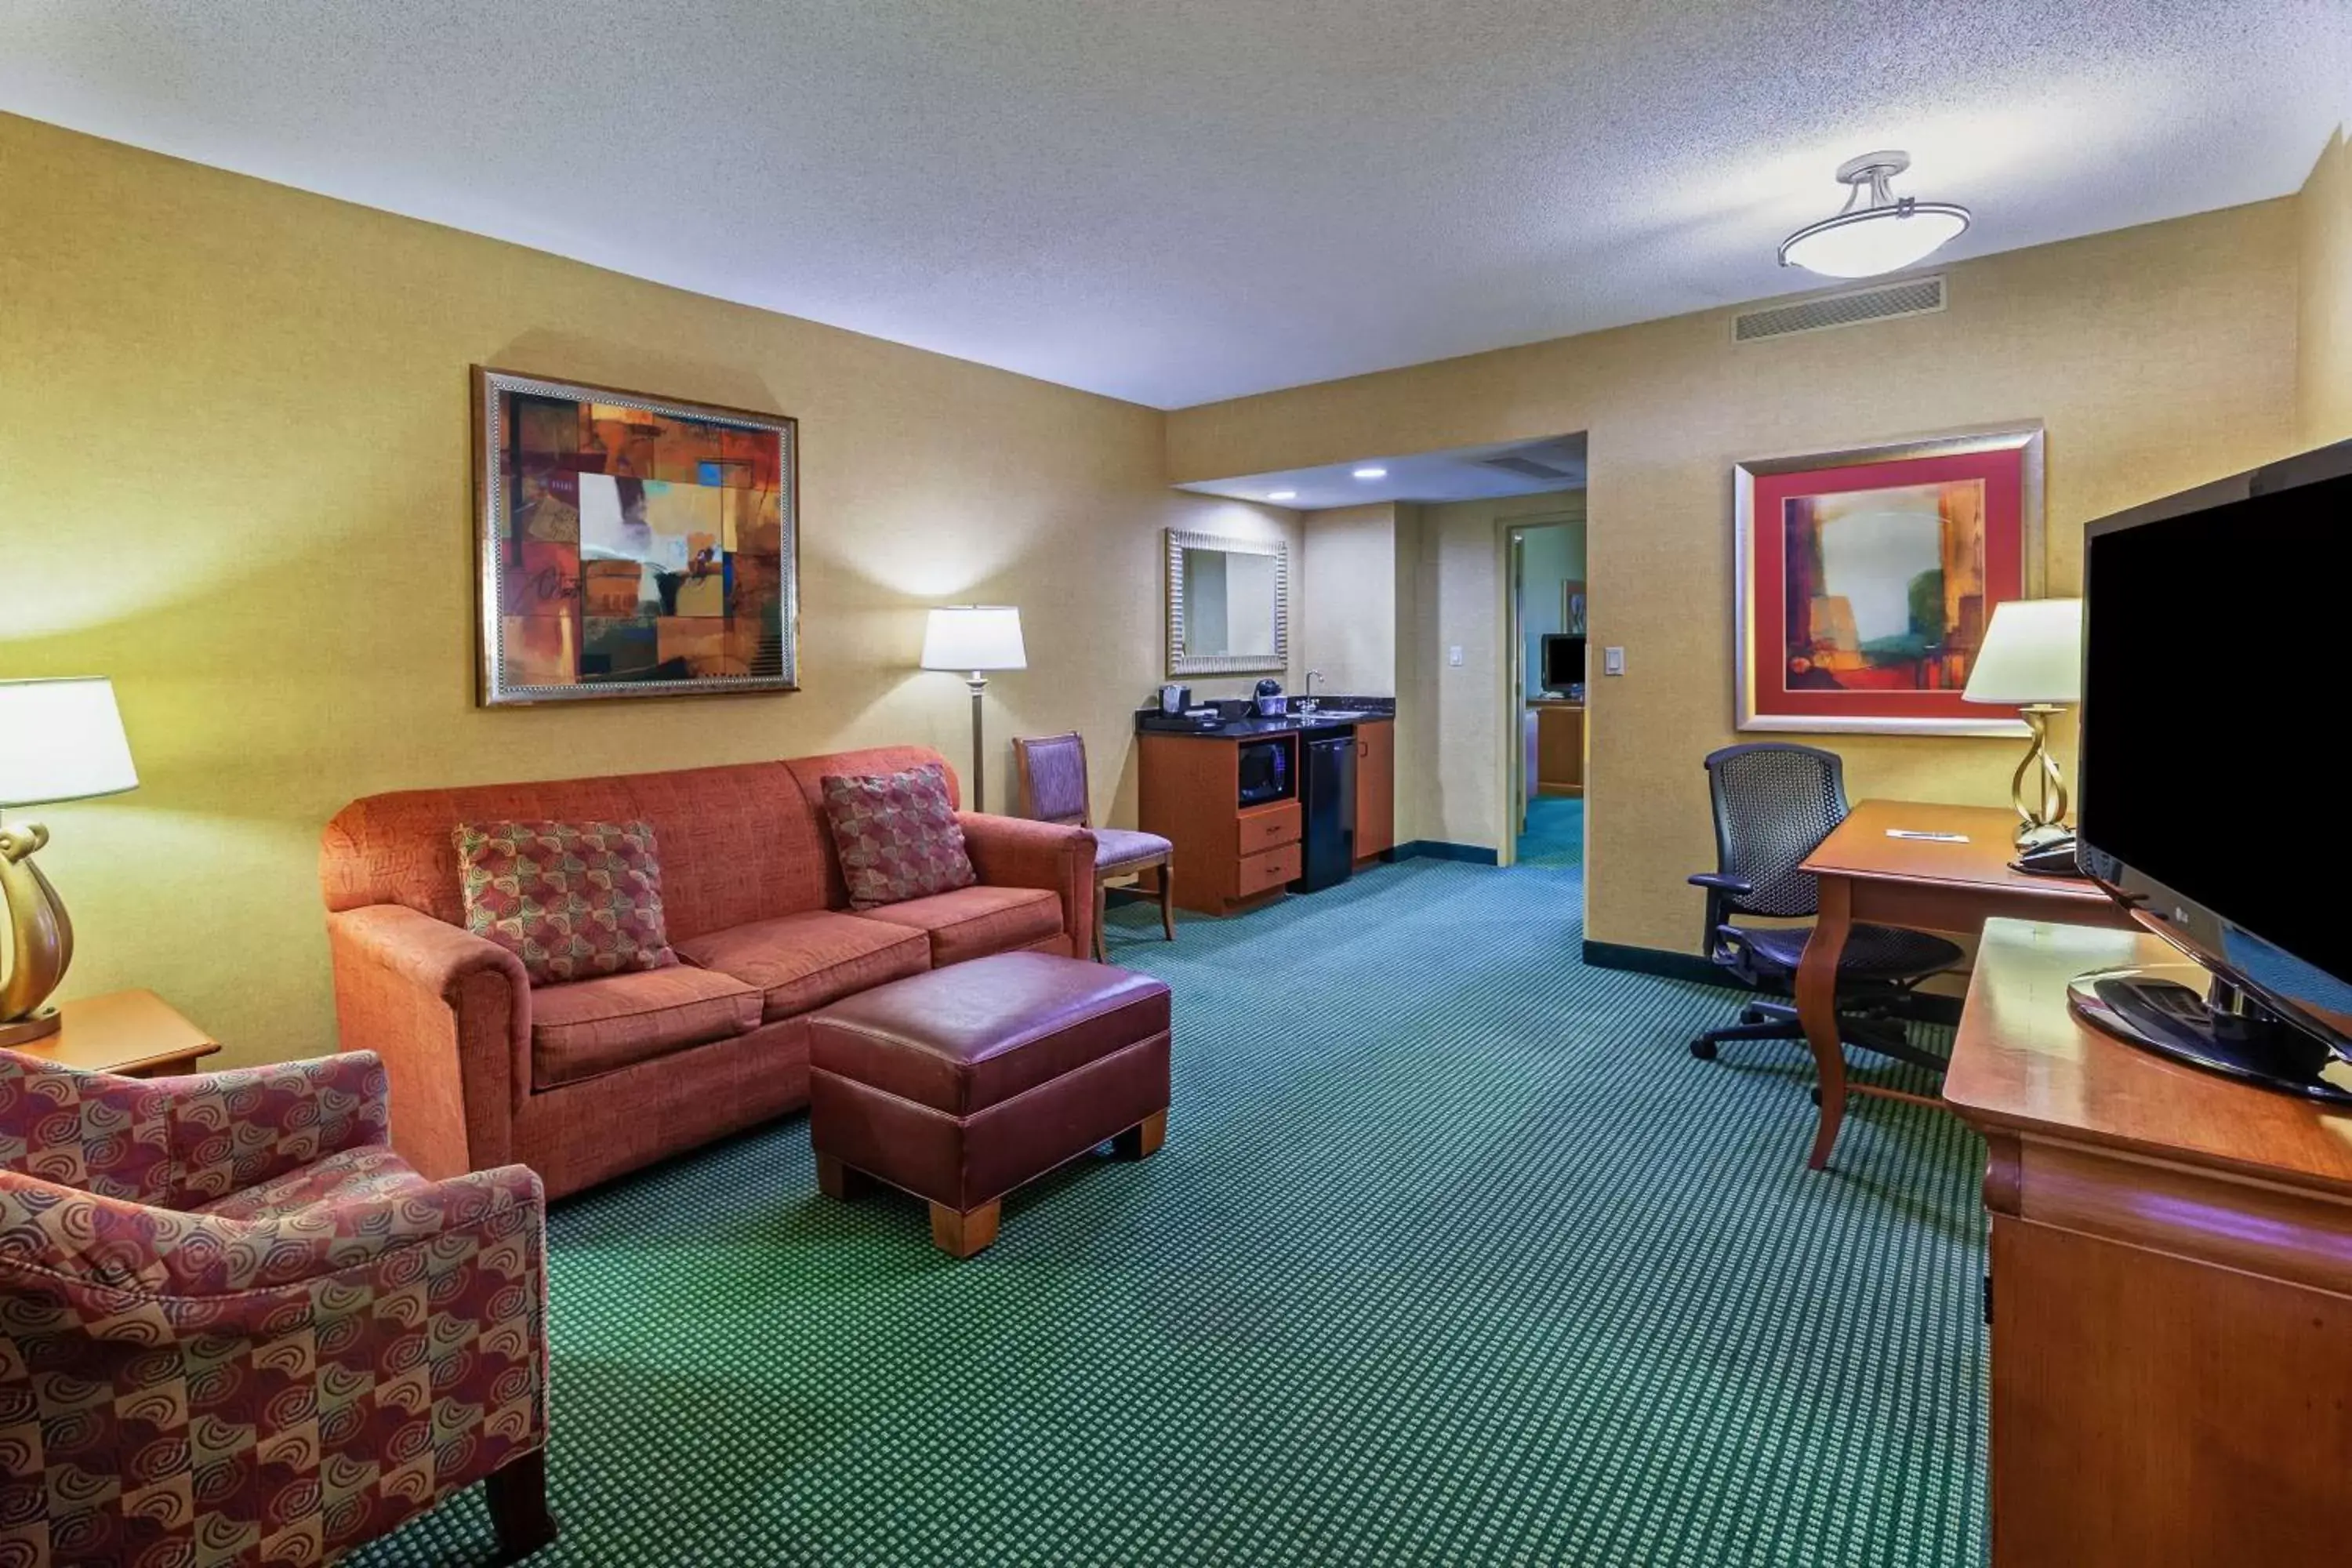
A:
10 989 220 1077
1527 699 1584 796
1944 920 2352 1567
1795 800 2136 1169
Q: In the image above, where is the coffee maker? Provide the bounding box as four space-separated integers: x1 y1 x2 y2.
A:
1253 677 1286 718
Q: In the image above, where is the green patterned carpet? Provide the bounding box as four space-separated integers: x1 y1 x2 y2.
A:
355 837 1986 1567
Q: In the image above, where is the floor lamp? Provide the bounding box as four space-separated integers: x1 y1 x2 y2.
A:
920 606 1026 813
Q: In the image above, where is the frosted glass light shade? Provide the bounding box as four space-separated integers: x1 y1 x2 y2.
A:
1962 599 2083 706
0 677 139 807
920 606 1027 672
1780 205 1969 278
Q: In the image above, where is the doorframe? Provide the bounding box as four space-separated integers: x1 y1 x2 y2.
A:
1494 506 1584 870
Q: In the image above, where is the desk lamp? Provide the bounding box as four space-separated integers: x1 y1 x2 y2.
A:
920 607 1025 813
1962 598 2082 852
0 677 139 1044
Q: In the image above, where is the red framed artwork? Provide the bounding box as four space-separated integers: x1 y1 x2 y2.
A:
1734 426 2044 735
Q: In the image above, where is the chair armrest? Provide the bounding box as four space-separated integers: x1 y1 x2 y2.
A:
958 812 1097 957
142 1051 391 1209
0 1162 544 1344
1686 873 1754 895
326 906 532 1180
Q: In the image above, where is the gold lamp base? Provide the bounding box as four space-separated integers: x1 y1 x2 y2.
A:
2009 704 2071 848
1 819 75 1044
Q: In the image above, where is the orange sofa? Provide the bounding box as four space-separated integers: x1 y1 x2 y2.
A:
318 746 1095 1198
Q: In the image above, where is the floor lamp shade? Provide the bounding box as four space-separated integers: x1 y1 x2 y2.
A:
1 677 139 1044
920 608 1024 814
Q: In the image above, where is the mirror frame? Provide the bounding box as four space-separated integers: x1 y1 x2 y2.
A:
1166 528 1290 677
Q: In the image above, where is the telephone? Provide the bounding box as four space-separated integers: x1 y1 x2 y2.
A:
2011 833 2082 877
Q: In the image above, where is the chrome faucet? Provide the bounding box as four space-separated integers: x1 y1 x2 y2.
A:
1301 669 1324 714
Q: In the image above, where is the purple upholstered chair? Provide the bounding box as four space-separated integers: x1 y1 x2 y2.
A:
1013 731 1175 961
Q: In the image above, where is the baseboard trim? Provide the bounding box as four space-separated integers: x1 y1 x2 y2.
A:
1396 840 1500 866
1580 939 1964 1026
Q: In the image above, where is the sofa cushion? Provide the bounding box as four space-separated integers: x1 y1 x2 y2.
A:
856 885 1065 967
818 763 978 910
455 818 677 985
530 965 764 1088
677 910 931 1022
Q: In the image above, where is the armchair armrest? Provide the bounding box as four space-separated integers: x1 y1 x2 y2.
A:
1686 873 1755 896
0 1160 543 1341
326 905 532 1181
958 812 1096 958
1687 873 1754 964
141 1052 390 1209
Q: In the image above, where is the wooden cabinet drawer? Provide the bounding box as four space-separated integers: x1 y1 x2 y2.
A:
1232 841 1301 899
1236 802 1301 856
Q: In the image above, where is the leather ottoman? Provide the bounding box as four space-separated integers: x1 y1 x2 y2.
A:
806 951 1172 1257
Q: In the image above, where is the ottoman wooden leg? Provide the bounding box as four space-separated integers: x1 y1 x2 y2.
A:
930 1199 1001 1258
816 1154 872 1201
485 1447 557 1563
1113 1109 1167 1160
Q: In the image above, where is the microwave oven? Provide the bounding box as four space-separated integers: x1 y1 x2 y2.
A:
1237 739 1292 806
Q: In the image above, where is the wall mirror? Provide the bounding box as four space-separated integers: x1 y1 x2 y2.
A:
1166 528 1289 677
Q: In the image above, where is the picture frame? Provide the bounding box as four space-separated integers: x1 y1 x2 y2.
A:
1733 425 2044 736
473 366 800 706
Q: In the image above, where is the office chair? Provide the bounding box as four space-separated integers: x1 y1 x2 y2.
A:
1687 742 1961 1072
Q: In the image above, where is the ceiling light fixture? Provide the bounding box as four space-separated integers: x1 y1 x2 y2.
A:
1779 151 1969 279
1352 467 1388 481
1267 489 1298 501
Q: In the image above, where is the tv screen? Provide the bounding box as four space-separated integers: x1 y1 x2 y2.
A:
1542 634 1585 691
2080 453 2352 1046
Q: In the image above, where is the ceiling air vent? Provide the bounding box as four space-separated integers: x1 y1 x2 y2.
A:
1482 454 1577 481
1733 274 1946 343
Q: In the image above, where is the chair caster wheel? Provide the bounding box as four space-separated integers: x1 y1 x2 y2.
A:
1809 1087 1824 1107
1740 1006 1766 1025
1690 1038 1719 1061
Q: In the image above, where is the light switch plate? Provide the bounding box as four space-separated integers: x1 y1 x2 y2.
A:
1602 646 1626 676
1446 644 1465 667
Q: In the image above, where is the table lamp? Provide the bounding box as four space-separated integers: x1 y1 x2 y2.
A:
920 606 1025 813
0 677 139 1045
1961 597 2082 851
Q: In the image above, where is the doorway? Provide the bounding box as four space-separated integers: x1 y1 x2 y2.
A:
1507 517 1586 872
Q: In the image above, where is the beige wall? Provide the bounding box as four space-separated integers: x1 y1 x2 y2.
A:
2301 129 2352 446
0 112 1294 1065
1170 200 2305 953
1299 503 1400 695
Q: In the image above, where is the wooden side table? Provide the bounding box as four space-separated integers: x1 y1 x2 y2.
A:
9 989 220 1077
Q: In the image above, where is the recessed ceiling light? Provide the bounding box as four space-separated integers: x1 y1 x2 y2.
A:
1779 151 1969 278
1352 467 1388 480
1267 489 1298 501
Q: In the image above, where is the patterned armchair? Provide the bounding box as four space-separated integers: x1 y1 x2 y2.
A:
0 1048 554 1566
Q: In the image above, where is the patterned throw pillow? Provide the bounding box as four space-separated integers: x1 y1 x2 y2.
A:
819 763 978 910
453 819 678 986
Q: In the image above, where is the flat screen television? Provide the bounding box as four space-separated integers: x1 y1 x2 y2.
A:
1541 633 1585 692
2075 437 2352 1097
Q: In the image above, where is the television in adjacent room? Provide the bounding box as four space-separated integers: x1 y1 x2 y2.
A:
2074 437 2352 1097
1541 633 1586 692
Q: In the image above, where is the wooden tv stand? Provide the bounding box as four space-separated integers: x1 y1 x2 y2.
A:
1943 920 2352 1567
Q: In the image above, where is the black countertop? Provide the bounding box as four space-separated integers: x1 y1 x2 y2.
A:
1134 696 1395 739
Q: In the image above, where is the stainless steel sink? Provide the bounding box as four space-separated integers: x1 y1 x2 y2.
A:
1301 709 1372 721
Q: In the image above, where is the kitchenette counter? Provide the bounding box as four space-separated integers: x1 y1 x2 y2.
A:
1134 696 1395 739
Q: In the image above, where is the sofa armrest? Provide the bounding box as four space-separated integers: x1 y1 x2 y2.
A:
143 1051 392 1209
958 812 1096 958
326 905 531 1180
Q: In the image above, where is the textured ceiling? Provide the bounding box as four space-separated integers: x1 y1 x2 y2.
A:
3 2 2347 408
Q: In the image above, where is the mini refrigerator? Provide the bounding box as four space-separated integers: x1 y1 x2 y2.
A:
1290 733 1357 893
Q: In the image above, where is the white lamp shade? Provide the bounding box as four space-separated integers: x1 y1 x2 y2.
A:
920 606 1026 672
0 677 140 807
1780 207 1969 278
1962 598 2083 706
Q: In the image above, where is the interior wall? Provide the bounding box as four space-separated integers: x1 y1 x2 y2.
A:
2300 128 2352 446
1299 503 1399 695
1169 199 2303 955
0 111 1298 1066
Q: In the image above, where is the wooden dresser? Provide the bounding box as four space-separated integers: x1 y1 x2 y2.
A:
1138 717 1393 916
1527 698 1583 796
1943 919 2352 1567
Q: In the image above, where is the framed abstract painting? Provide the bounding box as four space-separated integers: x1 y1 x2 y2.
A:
472 367 798 706
1733 425 2044 735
